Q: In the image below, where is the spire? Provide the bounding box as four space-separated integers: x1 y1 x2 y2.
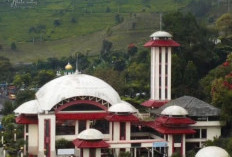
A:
75 55 80 74
160 13 162 31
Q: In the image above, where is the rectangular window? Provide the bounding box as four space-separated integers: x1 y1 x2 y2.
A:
173 135 182 143
26 124 29 133
165 48 168 63
201 129 207 138
78 120 86 133
89 149 96 157
56 120 75 135
120 122 126 140
44 119 50 157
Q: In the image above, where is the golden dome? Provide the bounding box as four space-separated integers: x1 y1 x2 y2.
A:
65 62 73 70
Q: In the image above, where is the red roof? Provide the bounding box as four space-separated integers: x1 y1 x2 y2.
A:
56 113 107 120
144 40 180 47
144 121 195 134
155 116 196 125
141 100 169 108
73 139 109 148
15 115 38 124
105 114 139 122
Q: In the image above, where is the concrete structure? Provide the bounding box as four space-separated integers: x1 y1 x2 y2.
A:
142 31 180 108
14 30 223 157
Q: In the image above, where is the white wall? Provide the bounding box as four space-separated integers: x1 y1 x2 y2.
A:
28 124 38 155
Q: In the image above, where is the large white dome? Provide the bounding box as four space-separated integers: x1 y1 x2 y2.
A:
161 105 188 116
78 129 103 140
35 74 121 111
195 146 230 157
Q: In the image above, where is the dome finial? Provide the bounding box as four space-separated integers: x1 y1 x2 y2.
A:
65 62 73 70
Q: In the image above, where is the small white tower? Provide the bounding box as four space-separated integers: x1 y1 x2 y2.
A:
142 31 180 108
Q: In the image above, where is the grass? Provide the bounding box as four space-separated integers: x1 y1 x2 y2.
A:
0 0 195 63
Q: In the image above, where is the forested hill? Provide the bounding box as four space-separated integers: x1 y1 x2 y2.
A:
0 0 231 63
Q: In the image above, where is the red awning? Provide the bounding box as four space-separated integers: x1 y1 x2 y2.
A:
73 139 109 148
144 40 180 47
144 121 196 134
15 115 38 124
141 100 169 108
105 114 139 122
155 116 196 125
56 112 107 120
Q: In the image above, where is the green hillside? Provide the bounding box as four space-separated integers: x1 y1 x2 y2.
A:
0 0 230 63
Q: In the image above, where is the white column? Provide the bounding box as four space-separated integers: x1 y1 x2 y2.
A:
161 47 166 100
75 120 79 135
167 47 172 100
150 47 155 100
109 122 112 140
182 135 186 157
134 148 137 157
96 149 101 157
83 149 89 157
126 122 131 141
167 134 173 157
155 47 160 100
38 114 56 157
113 122 120 141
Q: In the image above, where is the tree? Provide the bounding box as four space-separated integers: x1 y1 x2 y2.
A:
216 13 232 37
35 70 55 87
183 61 198 89
13 73 32 88
2 100 14 115
15 90 35 107
11 42 16 50
100 40 112 61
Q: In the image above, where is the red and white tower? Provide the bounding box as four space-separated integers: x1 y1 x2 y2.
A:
142 31 180 108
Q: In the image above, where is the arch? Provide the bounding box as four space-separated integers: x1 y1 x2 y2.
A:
55 100 108 113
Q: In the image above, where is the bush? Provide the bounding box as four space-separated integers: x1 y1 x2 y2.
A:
54 19 61 26
11 42 16 50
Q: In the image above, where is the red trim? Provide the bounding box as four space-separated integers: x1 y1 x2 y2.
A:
112 122 114 141
141 100 169 108
105 114 139 122
56 112 108 120
155 116 196 125
73 139 109 148
55 100 107 113
144 40 180 47
44 119 51 157
15 115 38 124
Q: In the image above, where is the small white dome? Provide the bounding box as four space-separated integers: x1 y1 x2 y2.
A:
150 31 172 39
78 129 103 140
14 100 42 114
195 146 230 157
35 74 121 111
161 105 188 116
108 101 138 113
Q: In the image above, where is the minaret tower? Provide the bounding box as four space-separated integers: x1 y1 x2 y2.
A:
142 31 180 108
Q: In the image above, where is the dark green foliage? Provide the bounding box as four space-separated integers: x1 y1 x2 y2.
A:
115 14 123 24
2 100 14 115
119 151 131 157
11 42 16 50
35 70 56 87
54 19 61 26
100 40 112 60
71 17 77 23
56 138 73 149
106 6 111 13
15 90 35 106
0 56 14 82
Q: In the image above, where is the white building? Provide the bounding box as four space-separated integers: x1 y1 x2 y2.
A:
14 30 222 157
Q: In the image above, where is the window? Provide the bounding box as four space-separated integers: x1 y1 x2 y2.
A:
78 120 86 133
120 122 126 140
89 149 96 157
91 120 109 134
173 135 182 143
201 129 207 138
26 124 29 133
56 120 75 135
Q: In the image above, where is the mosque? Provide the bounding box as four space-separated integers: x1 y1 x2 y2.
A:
14 31 225 157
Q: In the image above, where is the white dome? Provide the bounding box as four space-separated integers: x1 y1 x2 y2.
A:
35 74 121 111
161 105 188 116
150 31 172 39
109 101 138 113
14 100 42 114
195 146 230 157
78 129 103 140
